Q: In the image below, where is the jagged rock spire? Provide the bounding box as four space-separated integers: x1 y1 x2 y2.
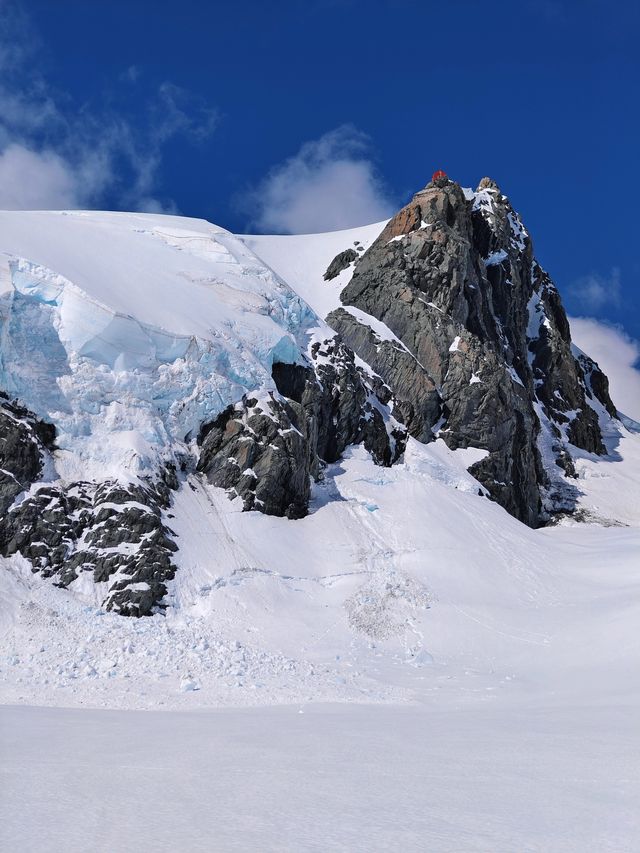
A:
476 176 501 192
327 175 616 526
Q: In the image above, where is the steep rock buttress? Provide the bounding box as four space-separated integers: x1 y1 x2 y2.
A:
327 175 616 526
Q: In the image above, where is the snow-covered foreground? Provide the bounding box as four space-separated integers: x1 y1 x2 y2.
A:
2 701 638 853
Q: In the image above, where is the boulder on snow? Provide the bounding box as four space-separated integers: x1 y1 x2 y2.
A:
323 248 358 281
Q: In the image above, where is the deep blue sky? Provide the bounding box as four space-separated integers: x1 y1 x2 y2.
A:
7 0 640 339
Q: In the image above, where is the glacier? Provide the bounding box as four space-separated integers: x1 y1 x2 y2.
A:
0 210 319 482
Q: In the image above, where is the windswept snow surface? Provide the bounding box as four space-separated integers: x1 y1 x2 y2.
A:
1 213 640 852
242 221 385 320
2 702 638 853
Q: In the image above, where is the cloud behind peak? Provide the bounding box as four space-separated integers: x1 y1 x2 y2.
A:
242 125 396 234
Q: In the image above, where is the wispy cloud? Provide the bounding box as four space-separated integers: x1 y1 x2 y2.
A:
568 267 622 312
241 124 395 234
152 82 219 145
0 0 218 212
570 316 640 422
121 65 140 84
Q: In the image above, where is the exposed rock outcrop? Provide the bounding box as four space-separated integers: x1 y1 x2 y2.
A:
197 337 406 518
0 468 179 616
197 395 312 519
0 394 178 615
326 307 441 442
332 175 616 525
0 393 56 516
574 350 617 420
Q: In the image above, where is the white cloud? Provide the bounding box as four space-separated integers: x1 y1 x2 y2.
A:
568 267 622 312
0 2 218 212
570 316 640 422
245 125 395 234
0 144 80 208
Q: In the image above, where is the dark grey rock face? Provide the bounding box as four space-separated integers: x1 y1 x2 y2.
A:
305 337 405 469
0 393 56 517
324 248 358 281
0 468 179 616
574 351 617 420
197 337 406 518
0 394 179 616
332 176 616 526
197 395 312 519
326 307 441 443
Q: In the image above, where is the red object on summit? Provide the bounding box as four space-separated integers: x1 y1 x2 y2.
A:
432 169 448 182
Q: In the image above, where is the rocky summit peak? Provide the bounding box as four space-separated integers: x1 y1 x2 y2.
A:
476 176 501 192
428 169 451 189
380 177 467 242
327 175 617 527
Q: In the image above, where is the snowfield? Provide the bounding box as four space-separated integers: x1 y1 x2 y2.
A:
1 212 639 852
3 701 638 853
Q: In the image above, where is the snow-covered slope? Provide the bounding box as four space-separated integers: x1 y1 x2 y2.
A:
242 220 386 320
2 203 640 851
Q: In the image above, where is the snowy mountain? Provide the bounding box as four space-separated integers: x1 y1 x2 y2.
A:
1 176 639 716
2 179 640 850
